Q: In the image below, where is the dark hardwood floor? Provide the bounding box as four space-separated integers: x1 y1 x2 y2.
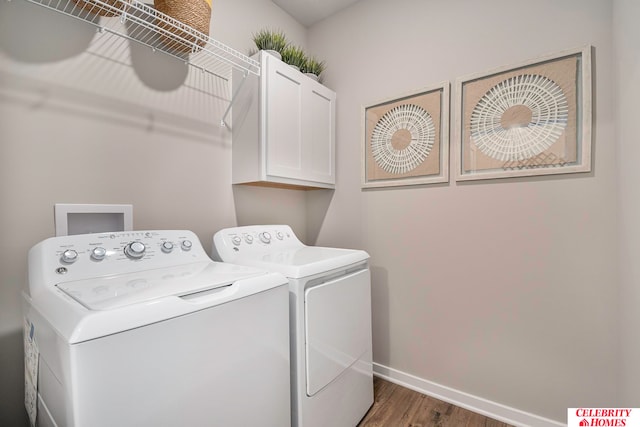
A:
357 377 514 427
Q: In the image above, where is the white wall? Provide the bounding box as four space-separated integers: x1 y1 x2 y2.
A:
1 0 633 425
613 0 640 406
0 0 307 425
308 0 618 422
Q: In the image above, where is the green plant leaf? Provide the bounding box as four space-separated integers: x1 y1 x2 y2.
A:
251 28 288 53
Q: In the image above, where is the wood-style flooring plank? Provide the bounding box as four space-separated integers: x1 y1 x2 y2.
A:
404 392 452 427
360 381 421 426
357 378 513 427
358 378 397 425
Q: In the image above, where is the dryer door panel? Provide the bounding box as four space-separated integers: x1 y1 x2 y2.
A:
304 268 372 396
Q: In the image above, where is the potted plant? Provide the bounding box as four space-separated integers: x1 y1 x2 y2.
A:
251 29 288 60
301 56 326 82
281 45 307 71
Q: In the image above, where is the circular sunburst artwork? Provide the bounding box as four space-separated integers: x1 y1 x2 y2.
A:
370 104 435 175
470 74 568 162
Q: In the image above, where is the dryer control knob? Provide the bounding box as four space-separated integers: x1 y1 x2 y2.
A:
276 231 284 240
231 236 242 246
161 241 174 253
124 241 146 259
61 249 78 264
259 232 272 244
181 240 193 251
244 234 254 244
91 247 107 261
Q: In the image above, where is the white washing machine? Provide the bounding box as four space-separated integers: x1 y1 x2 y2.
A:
23 230 291 427
212 225 373 427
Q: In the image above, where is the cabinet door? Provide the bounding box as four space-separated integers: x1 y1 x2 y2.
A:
303 84 336 184
264 55 305 180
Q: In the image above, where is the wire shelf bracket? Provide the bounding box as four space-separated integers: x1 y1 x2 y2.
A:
220 70 248 129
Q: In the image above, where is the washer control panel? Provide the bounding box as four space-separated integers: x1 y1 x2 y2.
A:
212 225 303 262
29 230 208 288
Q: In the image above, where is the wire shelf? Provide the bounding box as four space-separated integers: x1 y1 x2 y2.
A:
20 0 260 80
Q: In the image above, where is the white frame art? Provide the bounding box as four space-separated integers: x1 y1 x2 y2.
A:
361 82 450 188
454 46 592 181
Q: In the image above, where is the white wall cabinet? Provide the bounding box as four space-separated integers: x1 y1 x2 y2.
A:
232 51 336 189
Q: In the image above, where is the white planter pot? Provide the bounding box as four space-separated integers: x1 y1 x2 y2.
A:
263 50 282 61
305 73 319 82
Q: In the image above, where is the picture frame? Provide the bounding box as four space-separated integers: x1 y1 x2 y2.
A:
361 82 449 188
454 46 592 181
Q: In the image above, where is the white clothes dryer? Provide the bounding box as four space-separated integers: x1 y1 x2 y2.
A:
212 225 373 427
23 230 291 427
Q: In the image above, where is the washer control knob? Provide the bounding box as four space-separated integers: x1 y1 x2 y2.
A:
231 236 242 246
91 247 107 261
161 241 174 253
61 249 78 264
259 232 272 244
181 240 193 251
124 241 146 259
276 231 284 240
244 234 254 244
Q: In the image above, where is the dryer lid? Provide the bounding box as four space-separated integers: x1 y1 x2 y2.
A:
56 261 264 310
241 246 369 278
305 268 371 396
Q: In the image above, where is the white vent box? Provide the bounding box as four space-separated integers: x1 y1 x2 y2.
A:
54 204 133 236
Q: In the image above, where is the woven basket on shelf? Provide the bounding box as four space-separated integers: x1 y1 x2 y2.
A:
155 0 211 53
71 0 128 17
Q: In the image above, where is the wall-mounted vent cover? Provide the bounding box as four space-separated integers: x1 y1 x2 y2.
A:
54 204 133 236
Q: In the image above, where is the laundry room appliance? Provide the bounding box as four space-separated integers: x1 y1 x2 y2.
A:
212 225 373 427
23 230 291 427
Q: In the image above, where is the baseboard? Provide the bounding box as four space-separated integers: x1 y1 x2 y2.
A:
372 363 565 427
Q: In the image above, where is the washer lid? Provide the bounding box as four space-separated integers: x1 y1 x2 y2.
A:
56 261 264 310
242 246 369 278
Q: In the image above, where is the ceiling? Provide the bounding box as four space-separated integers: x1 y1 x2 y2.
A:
272 0 361 27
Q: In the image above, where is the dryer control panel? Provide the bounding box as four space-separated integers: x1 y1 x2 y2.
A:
212 225 303 262
213 224 370 278
28 230 209 294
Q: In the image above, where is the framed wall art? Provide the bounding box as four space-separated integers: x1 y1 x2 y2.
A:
362 82 449 188
454 46 592 181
